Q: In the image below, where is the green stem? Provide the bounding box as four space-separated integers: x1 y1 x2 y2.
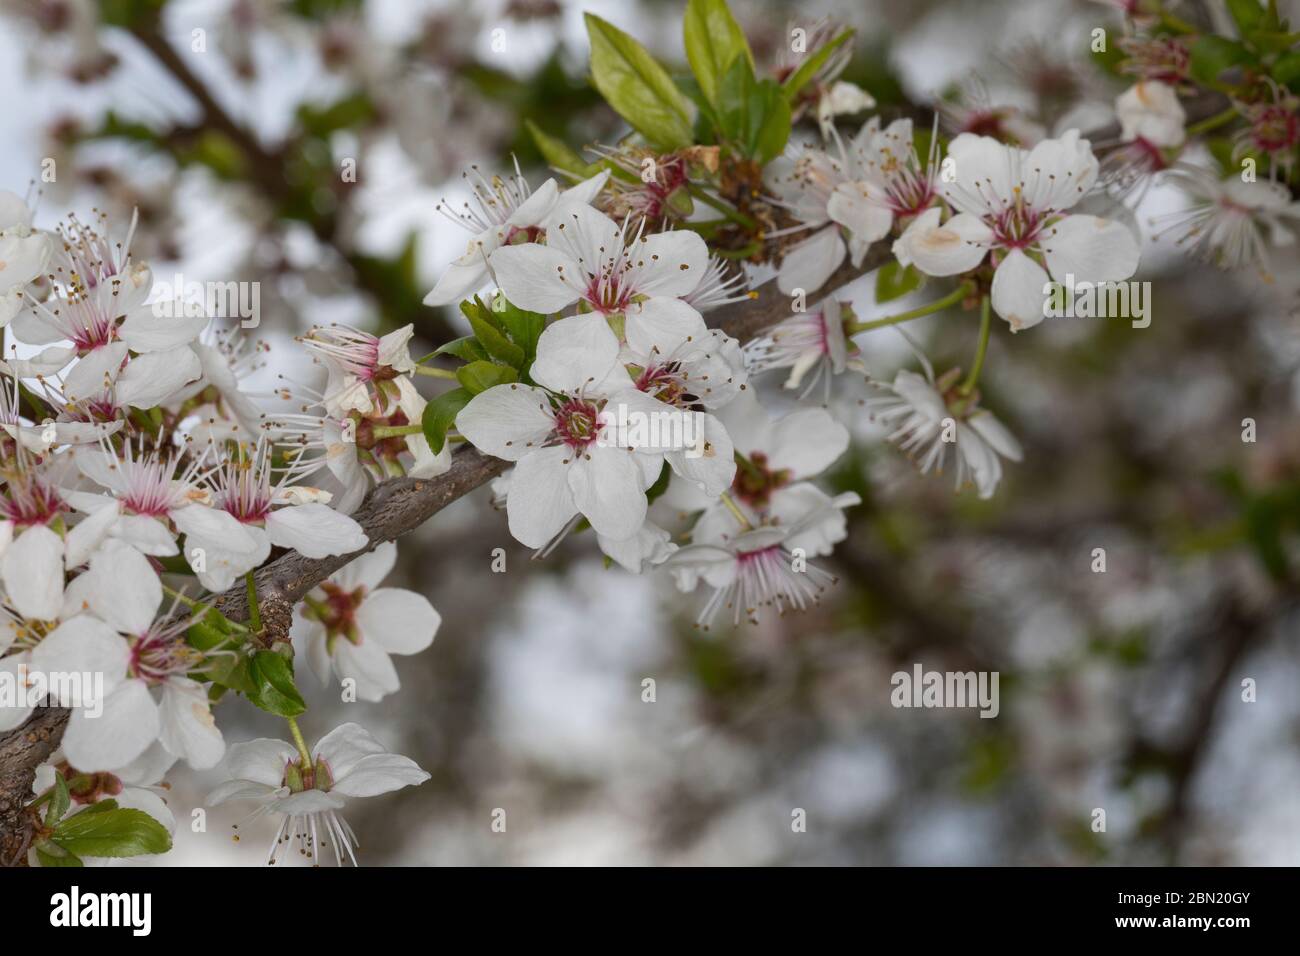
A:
163 585 249 632
413 365 458 380
370 423 424 439
1160 10 1198 34
286 717 313 767
715 241 761 260
245 571 262 634
846 283 970 335
719 491 753 531
1185 106 1238 139
959 296 992 397
687 185 757 229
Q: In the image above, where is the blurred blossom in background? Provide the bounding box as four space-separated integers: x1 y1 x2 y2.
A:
5 0 1300 865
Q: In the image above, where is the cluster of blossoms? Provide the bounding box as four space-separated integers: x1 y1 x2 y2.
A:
0 193 436 866
421 162 860 627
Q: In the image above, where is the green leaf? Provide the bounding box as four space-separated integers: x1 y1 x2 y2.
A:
875 262 923 304
715 57 791 163
35 841 83 867
467 311 527 369
45 773 70 828
781 28 855 100
525 120 592 176
456 360 518 395
683 0 753 108
585 13 695 149
247 650 306 717
1227 0 1266 33
432 335 489 364
421 387 472 456
645 461 671 504
749 77 792 164
1274 50 1300 88
53 805 171 858
492 296 547 369
1189 36 1254 84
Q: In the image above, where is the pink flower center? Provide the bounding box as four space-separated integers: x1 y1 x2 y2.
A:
1250 105 1299 155
991 203 1046 249
553 397 603 450
733 451 791 510
1 477 66 528
317 582 367 641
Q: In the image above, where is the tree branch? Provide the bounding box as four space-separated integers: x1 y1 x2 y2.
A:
0 708 69 866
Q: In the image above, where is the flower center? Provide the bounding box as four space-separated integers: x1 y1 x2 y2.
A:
1250 105 1299 154
732 451 792 510
991 200 1045 249
129 625 203 684
313 582 367 642
553 397 604 450
635 363 695 408
505 224 544 245
283 756 335 793
0 476 66 528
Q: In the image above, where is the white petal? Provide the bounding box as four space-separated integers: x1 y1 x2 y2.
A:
967 409 1023 461
568 445 647 541
159 677 225 769
117 309 208 352
777 227 846 295
29 616 129 696
332 540 396 592
629 229 710 298
62 343 128 403
171 504 258 553
115 346 202 408
3 525 64 621
893 209 990 276
455 383 554 461
665 413 736 497
87 540 161 634
1023 129 1098 211
530 312 621 395
0 653 34 731
768 407 850 478
332 636 401 701
556 169 609 208
488 243 581 314
991 249 1051 332
61 680 159 772
312 721 387 776
330 753 430 797
506 445 578 548
356 588 439 655
596 520 676 573
219 738 299 789
624 297 709 360
424 257 490 307
827 182 893 246
1042 214 1140 284
265 503 368 558
109 514 180 556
